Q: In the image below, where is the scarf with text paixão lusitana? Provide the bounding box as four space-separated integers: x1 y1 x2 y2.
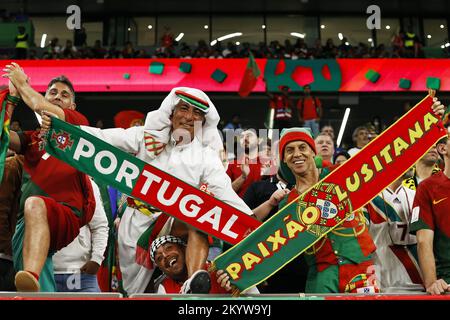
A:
210 93 447 294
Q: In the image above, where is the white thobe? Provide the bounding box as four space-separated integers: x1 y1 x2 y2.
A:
81 126 253 294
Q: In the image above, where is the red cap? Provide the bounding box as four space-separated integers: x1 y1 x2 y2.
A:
279 128 316 161
114 110 145 129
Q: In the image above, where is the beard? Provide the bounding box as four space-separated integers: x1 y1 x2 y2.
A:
245 145 258 157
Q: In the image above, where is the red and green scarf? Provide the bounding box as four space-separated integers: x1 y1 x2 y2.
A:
210 94 447 294
44 95 446 294
44 117 261 245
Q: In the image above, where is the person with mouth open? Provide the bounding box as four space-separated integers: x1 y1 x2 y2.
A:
151 235 258 295
254 127 379 294
314 133 335 164
254 114 446 293
41 86 260 296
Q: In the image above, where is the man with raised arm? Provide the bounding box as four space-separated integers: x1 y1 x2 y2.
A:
2 63 95 292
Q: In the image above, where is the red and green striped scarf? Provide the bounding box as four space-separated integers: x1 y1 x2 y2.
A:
175 90 210 113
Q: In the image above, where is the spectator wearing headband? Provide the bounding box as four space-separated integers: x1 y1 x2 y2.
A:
151 235 232 294
47 87 257 295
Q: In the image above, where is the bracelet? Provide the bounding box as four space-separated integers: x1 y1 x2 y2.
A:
6 94 21 105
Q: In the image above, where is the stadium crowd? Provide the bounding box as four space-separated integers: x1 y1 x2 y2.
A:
0 57 449 298
2 18 449 60
3 35 438 61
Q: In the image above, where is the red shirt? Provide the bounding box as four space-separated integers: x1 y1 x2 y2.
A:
226 156 262 198
297 96 322 121
410 172 450 281
411 172 450 236
270 95 292 120
159 262 230 294
20 109 94 224
161 33 174 48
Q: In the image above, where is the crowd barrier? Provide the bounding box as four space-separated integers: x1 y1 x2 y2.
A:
1 291 449 300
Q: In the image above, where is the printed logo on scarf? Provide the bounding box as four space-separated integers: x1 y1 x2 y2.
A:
51 130 74 151
297 181 353 232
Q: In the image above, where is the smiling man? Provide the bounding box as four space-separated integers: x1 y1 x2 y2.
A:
171 97 206 142
151 235 232 294
2 63 95 292
57 87 256 295
256 127 378 294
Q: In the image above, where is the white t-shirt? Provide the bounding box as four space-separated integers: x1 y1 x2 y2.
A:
367 186 423 292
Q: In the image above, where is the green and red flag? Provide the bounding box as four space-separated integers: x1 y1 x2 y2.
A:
238 53 261 97
210 93 447 294
94 179 119 292
0 89 11 183
135 212 170 269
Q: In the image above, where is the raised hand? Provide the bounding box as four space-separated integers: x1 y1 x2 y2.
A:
431 97 446 118
240 156 250 179
2 62 29 87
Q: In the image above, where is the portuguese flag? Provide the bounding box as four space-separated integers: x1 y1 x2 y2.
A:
0 89 11 184
238 53 261 97
94 180 118 292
